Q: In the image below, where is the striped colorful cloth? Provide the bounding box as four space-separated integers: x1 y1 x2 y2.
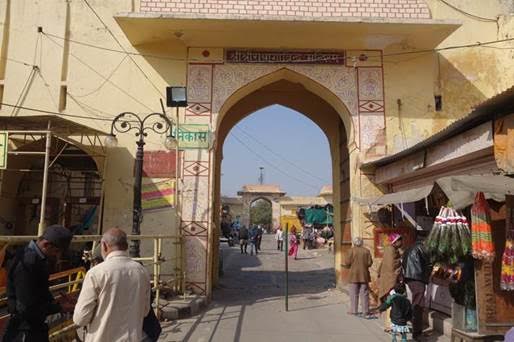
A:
471 192 495 261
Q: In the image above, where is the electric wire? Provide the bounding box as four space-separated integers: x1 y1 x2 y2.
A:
36 69 59 109
10 35 42 117
42 32 188 62
32 31 40 66
66 92 116 121
72 54 128 98
0 102 113 121
43 34 155 112
234 125 330 184
0 57 35 67
41 30 514 65
82 0 164 97
436 0 498 22
230 131 321 191
10 67 37 117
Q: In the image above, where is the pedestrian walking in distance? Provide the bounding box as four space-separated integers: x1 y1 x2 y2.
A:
402 231 432 341
239 225 249 254
256 225 264 251
342 237 373 318
275 227 284 251
288 226 299 260
377 283 412 342
249 226 258 256
302 225 312 250
378 233 403 332
73 228 151 342
4 225 74 342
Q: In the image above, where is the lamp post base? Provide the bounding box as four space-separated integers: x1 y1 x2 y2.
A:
129 239 141 258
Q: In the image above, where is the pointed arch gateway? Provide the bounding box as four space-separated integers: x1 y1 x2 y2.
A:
183 60 386 296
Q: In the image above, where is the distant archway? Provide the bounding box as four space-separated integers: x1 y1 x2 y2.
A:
249 198 272 229
237 184 285 229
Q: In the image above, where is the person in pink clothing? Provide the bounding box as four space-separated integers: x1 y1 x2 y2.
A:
288 226 299 260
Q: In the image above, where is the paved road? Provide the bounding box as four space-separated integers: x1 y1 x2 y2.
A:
159 234 449 342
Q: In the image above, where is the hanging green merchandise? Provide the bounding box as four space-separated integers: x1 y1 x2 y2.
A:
426 206 471 264
426 207 444 257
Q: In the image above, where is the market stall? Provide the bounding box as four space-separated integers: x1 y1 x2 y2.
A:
366 175 514 336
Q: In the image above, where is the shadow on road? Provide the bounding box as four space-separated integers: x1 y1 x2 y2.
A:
216 236 335 305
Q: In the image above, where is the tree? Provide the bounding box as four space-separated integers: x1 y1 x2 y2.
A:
250 199 271 226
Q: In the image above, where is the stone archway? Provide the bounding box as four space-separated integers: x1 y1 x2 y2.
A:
181 51 386 296
237 185 286 229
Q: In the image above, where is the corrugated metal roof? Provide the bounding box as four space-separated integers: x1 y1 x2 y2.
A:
361 85 514 169
0 115 108 136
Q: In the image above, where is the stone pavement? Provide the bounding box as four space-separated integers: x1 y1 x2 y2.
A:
159 235 449 342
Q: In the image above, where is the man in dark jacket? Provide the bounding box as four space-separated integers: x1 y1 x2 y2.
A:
402 232 432 341
256 225 264 251
239 226 249 254
4 225 73 342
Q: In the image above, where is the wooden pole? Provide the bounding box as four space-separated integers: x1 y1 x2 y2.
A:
38 121 52 236
285 222 289 312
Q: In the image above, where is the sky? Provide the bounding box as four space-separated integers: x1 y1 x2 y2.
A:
221 105 332 197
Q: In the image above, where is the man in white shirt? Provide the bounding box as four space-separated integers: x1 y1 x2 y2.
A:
275 227 284 251
73 228 151 342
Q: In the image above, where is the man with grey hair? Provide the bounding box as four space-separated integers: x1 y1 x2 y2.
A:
342 236 373 318
73 228 151 342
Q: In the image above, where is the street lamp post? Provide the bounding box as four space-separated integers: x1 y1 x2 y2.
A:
106 112 176 257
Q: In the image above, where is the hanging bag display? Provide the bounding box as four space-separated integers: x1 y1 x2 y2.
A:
501 204 514 291
470 192 495 261
426 206 471 265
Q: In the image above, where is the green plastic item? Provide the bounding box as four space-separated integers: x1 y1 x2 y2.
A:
304 205 333 225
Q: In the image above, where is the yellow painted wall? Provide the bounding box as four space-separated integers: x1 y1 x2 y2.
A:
0 0 513 292
0 0 185 276
384 0 514 153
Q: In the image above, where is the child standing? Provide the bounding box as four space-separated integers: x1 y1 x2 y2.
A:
377 283 412 342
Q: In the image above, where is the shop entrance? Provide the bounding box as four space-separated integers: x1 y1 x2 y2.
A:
0 116 106 237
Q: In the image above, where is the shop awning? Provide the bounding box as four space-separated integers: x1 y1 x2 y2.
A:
0 115 109 173
364 175 514 210
367 185 434 207
436 175 514 209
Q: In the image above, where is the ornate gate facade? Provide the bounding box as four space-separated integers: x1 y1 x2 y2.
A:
182 49 386 295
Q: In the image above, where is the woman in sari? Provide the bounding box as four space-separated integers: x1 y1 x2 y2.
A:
288 227 299 260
